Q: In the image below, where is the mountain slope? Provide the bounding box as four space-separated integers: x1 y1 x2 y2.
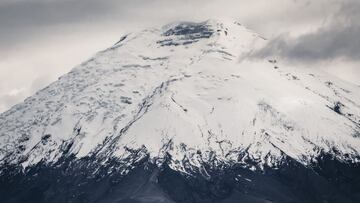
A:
1 19 360 203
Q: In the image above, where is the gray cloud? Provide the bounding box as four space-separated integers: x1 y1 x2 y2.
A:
254 0 360 62
0 0 113 26
0 0 133 50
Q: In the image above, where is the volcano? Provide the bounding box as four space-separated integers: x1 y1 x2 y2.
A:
1 19 360 203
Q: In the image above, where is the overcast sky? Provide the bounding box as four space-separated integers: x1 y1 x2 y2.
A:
0 0 359 113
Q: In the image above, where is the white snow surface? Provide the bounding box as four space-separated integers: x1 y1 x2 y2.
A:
1 19 360 171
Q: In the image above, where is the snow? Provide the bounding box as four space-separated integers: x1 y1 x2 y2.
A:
0 19 359 172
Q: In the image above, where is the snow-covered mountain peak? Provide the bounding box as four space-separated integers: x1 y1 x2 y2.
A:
1 20 360 174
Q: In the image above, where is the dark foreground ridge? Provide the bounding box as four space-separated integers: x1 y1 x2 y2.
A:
1 153 360 203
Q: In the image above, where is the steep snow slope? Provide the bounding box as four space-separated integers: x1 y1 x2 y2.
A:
0 19 360 175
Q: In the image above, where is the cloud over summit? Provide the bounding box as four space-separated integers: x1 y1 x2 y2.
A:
254 0 360 62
